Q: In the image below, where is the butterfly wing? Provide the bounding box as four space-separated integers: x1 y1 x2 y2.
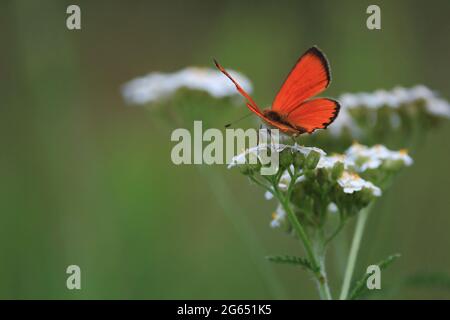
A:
214 59 294 132
214 59 263 116
286 98 340 134
272 46 331 114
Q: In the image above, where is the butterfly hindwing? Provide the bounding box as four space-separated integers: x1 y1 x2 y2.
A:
286 98 340 133
272 46 331 114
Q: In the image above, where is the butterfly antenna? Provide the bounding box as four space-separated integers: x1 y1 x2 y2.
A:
224 112 254 128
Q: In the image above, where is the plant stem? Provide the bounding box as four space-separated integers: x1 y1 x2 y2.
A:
279 197 318 269
315 250 333 300
275 187 332 300
339 204 373 300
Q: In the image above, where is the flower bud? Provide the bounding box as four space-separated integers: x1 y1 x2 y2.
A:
305 151 321 170
331 162 345 181
279 149 293 168
293 152 305 168
317 168 328 185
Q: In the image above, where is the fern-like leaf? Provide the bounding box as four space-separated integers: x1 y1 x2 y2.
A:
266 255 318 272
349 253 401 300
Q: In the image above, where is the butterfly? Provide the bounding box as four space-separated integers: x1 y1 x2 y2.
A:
214 46 340 137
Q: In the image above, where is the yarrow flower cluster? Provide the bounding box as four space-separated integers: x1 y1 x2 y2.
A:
318 85 450 152
228 140 413 299
339 85 450 116
122 67 252 105
345 142 413 172
228 142 412 229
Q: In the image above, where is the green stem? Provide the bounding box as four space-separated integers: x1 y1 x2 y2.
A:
278 196 318 270
314 245 333 300
274 186 332 300
339 204 373 300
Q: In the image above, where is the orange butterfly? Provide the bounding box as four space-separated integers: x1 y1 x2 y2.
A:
214 46 340 137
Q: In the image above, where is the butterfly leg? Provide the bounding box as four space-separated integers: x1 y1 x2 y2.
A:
290 136 297 146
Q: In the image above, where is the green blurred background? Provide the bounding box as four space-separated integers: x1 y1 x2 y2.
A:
0 0 449 299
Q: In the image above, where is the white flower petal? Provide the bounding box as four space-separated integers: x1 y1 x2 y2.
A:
317 154 355 169
337 171 382 196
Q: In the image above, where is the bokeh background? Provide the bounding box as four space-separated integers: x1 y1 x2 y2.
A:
0 0 449 299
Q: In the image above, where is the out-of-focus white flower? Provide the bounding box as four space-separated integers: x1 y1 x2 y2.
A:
338 85 449 115
264 191 274 200
424 97 450 118
345 143 413 171
340 93 360 109
122 67 252 105
337 171 382 196
409 85 435 101
327 107 360 137
330 86 450 137
317 153 355 170
270 205 286 228
328 202 338 213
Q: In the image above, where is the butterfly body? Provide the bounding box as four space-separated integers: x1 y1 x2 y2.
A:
215 46 340 136
261 109 305 136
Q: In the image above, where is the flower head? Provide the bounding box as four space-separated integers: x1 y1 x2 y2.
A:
317 153 355 170
227 143 285 169
345 142 413 171
327 86 450 143
122 67 252 105
337 171 382 196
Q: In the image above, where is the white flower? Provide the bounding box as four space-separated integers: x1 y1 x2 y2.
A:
122 67 252 105
327 107 360 137
328 202 338 213
270 205 286 228
227 143 287 169
345 143 413 171
289 144 327 157
340 93 361 109
317 154 355 170
424 97 450 118
228 143 327 170
264 191 274 200
278 166 305 190
409 85 435 101
337 171 382 196
338 85 449 114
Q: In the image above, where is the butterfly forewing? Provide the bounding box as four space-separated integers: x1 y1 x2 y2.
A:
272 46 331 114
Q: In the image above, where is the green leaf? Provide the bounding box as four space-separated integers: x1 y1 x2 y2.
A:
266 255 318 272
349 253 401 300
